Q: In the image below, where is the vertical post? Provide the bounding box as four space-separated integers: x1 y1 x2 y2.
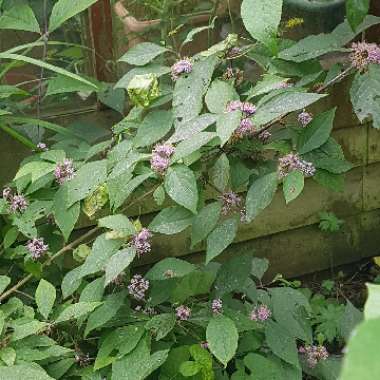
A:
89 0 115 82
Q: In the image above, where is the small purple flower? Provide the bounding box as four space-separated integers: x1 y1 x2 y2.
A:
211 299 223 314
132 228 152 257
226 100 242 113
26 238 48 260
36 142 48 151
151 144 175 174
278 153 316 179
235 118 254 138
241 102 256 116
54 159 75 185
298 111 313 127
171 58 192 80
2 187 12 201
176 305 191 320
299 345 329 368
219 191 242 215
228 47 242 58
257 130 271 144
350 42 380 71
10 194 28 213
201 341 209 349
128 274 149 301
250 304 271 322
275 81 292 89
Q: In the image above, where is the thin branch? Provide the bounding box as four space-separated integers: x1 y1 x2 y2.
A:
0 185 159 303
253 65 354 137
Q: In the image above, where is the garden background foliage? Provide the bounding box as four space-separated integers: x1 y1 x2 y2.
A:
0 0 380 379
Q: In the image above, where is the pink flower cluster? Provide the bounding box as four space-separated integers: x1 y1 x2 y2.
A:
298 111 313 127
226 100 259 139
131 228 152 257
36 142 48 151
176 305 191 320
350 42 380 71
299 345 329 368
26 238 48 260
211 298 223 314
2 188 28 213
171 58 193 80
250 304 271 322
150 144 175 174
278 153 316 179
128 274 149 300
219 191 242 215
54 159 75 185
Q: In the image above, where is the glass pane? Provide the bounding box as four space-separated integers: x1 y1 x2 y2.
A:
0 0 96 117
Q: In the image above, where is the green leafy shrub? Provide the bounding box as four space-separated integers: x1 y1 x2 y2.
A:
0 0 378 379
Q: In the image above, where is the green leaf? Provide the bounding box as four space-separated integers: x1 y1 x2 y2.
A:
66 160 107 207
134 110 173 147
253 92 326 126
85 292 125 336
206 218 238 264
12 321 47 341
53 185 80 242
171 270 216 303
98 214 135 235
215 253 253 297
243 353 284 380
49 0 98 32
169 114 217 143
283 170 304 204
346 0 370 31
191 201 222 248
173 56 218 124
364 283 380 320
172 132 216 162
181 21 215 47
241 0 283 48
278 16 380 62
35 279 56 320
209 154 230 192
207 315 238 367
350 65 380 129
339 318 380 380
0 3 40 33
3 227 18 249
104 247 136 286
0 364 54 380
119 42 168 66
81 233 123 278
265 320 299 367
98 85 125 114
246 74 290 99
109 172 152 211
145 313 176 340
46 75 97 96
15 161 56 183
339 301 363 342
205 79 238 114
55 302 102 323
314 170 344 192
0 347 16 366
149 206 194 235
0 276 10 295
270 287 312 342
246 172 278 221
0 53 97 89
94 325 144 370
164 165 198 213
112 338 169 380
216 110 241 146
114 65 170 89
61 266 82 299
179 361 201 377
146 258 196 281
298 108 336 154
